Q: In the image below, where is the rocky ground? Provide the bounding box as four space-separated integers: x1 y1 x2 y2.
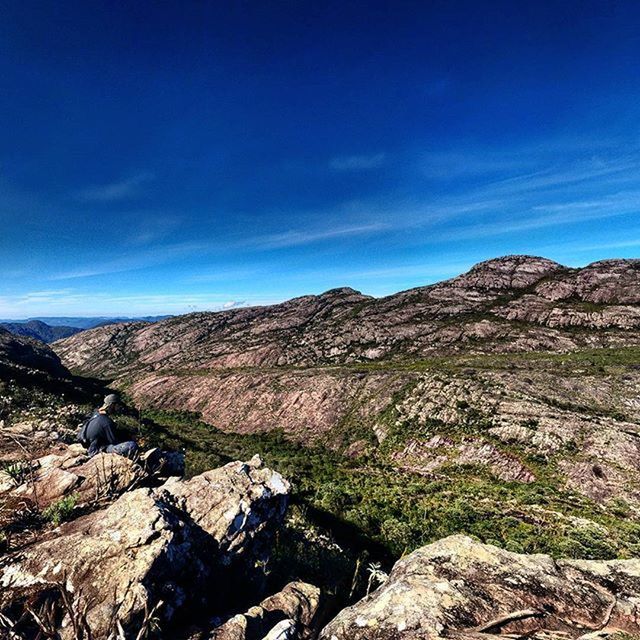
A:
3 444 640 639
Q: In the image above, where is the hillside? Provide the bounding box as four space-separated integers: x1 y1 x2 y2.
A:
48 255 640 560
54 256 640 377
0 327 105 463
2 255 640 638
0 320 82 343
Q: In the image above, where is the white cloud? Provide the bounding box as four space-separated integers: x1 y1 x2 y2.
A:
0 290 264 319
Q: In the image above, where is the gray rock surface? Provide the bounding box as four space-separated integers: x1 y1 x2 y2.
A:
0 457 290 638
320 535 640 640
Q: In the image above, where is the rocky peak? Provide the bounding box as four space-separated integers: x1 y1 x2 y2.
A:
536 257 640 303
319 286 366 298
453 255 565 291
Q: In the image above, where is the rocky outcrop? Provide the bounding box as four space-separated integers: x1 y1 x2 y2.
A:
0 327 70 379
392 435 536 483
320 535 640 640
211 581 321 640
3 444 142 508
161 455 290 567
0 456 289 638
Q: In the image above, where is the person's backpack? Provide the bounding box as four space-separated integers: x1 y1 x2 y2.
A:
76 413 95 447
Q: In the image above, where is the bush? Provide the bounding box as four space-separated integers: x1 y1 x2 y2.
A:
43 494 78 527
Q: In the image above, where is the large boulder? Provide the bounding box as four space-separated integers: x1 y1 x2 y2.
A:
211 581 321 640
161 455 290 566
0 457 289 639
320 535 640 640
2 444 141 509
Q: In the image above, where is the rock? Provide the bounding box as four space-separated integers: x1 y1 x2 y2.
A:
7 445 142 509
320 535 640 640
210 581 321 640
1 488 195 638
0 457 290 639
160 455 290 567
392 436 536 483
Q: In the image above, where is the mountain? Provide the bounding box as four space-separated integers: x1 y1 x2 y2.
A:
0 315 172 330
3 255 640 638
0 326 71 379
54 256 640 378
0 319 82 343
52 256 640 511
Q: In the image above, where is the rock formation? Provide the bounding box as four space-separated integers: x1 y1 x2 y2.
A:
210 581 321 640
320 535 640 640
0 456 289 638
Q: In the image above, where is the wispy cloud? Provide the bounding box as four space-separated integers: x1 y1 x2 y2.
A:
243 222 389 250
188 268 259 283
126 216 182 246
75 172 155 203
329 153 386 171
0 290 264 319
50 241 207 280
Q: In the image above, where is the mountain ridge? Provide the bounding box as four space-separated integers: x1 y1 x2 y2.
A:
53 255 640 379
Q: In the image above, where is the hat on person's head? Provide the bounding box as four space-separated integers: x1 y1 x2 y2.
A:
100 393 120 411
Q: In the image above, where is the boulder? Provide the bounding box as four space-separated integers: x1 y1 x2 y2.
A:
210 581 321 640
320 535 640 640
7 445 142 509
160 454 290 566
0 457 290 639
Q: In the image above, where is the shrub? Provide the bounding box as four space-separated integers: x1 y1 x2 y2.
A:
43 494 78 527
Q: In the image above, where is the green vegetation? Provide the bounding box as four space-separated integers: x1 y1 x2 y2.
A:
140 407 640 566
1 461 30 486
43 494 79 527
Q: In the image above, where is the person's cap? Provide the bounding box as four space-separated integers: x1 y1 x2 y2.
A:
103 393 120 407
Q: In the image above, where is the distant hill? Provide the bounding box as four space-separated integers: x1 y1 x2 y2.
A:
0 326 71 378
0 315 172 330
0 320 82 343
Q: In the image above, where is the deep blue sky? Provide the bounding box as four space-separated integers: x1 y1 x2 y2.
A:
1 1 639 317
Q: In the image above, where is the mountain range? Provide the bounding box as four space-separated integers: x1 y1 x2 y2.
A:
0 315 172 344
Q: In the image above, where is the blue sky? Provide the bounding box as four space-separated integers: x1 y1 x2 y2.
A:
1 0 639 318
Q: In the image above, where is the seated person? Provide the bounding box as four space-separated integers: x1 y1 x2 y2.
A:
84 393 138 459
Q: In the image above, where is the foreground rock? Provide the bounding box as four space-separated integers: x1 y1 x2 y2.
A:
4 444 141 507
0 456 289 638
210 581 321 640
320 535 640 640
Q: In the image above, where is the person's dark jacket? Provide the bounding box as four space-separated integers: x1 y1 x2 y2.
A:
85 411 118 456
